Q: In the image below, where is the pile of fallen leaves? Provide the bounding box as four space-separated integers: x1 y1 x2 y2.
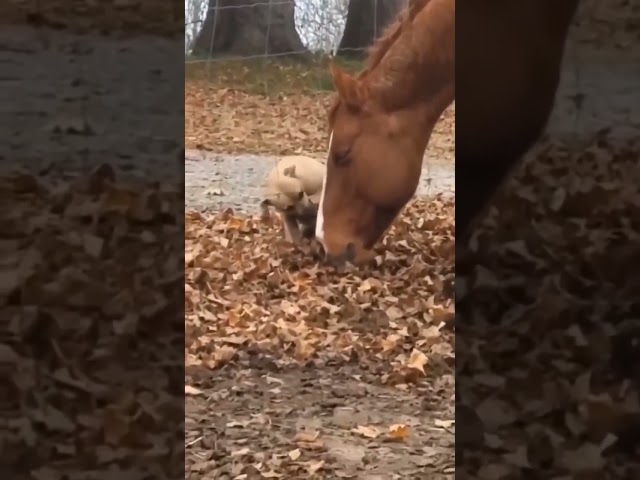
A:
186 196 454 373
185 79 455 161
185 196 455 478
457 133 640 478
1 164 183 477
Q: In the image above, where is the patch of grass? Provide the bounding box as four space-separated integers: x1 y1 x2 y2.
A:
185 53 364 96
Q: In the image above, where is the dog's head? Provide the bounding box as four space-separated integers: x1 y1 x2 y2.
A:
261 164 319 216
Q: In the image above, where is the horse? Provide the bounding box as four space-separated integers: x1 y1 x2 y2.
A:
455 0 580 237
261 155 325 243
316 0 580 264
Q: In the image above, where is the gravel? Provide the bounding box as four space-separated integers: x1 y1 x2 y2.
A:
548 50 640 140
1 26 182 183
185 150 455 213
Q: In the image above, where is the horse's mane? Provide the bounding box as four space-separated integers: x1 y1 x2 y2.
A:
329 0 442 124
359 0 432 79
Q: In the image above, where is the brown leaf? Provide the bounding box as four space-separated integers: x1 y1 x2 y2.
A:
294 431 320 443
351 425 380 439
388 424 410 441
306 460 325 474
185 385 204 396
407 349 428 375
288 448 301 460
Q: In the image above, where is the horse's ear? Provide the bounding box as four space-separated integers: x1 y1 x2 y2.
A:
283 165 297 178
329 62 368 108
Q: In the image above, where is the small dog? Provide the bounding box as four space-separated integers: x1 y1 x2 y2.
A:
260 156 325 243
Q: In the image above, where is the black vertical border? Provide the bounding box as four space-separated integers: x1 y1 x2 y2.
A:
1 2 185 478
456 1 640 478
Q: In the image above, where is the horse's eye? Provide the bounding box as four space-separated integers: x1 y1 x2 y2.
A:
333 149 351 167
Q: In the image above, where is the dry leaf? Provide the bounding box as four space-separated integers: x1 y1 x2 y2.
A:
82 233 104 258
561 443 605 472
185 385 204 396
407 349 428 375
262 471 284 478
288 448 301 460
351 425 380 439
294 431 320 443
0 344 20 363
434 419 454 429
230 447 251 457
477 463 513 479
388 424 410 441
306 460 325 474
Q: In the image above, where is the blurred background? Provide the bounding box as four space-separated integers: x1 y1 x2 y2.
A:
183 0 454 159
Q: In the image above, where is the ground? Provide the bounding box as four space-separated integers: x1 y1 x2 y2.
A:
186 367 453 478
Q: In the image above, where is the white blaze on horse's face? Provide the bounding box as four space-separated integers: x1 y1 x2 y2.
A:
315 131 332 249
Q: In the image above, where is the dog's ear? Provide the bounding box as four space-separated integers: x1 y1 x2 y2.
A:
283 165 297 178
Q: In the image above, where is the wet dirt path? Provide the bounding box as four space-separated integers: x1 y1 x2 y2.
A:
185 150 455 213
187 365 454 479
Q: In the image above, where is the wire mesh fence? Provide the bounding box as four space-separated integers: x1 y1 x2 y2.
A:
182 0 411 98
184 0 403 97
184 0 639 71
185 0 373 61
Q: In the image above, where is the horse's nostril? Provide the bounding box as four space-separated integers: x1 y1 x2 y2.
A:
328 255 346 271
345 243 356 263
316 242 326 258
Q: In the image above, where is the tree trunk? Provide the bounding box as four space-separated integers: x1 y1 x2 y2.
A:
337 0 404 58
191 0 309 59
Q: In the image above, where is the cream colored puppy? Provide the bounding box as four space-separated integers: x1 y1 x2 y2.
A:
260 156 325 243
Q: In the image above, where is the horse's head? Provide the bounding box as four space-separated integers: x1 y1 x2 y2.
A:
315 0 455 265
315 64 429 265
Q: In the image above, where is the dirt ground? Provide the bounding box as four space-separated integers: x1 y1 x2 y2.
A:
186 364 454 479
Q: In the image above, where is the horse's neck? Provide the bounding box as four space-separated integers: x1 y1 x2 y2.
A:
387 0 455 159
539 0 581 39
371 0 454 115
412 94 453 159
413 0 455 101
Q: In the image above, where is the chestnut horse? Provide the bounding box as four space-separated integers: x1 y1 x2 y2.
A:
316 0 580 264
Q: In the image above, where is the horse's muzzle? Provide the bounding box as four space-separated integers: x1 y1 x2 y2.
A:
323 242 356 269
